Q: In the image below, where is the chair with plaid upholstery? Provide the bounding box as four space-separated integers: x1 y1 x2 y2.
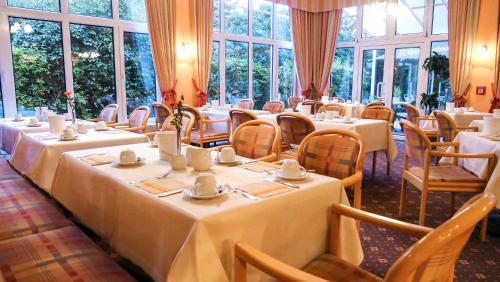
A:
360 106 394 180
288 96 303 112
262 100 285 114
183 104 230 147
399 119 495 241
302 100 324 115
144 112 195 144
87 104 119 125
111 105 150 133
219 120 281 162
296 130 365 209
434 110 479 142
234 192 496 282
237 99 255 110
152 102 173 130
276 113 315 159
365 101 385 108
318 103 345 116
404 103 438 140
229 109 257 135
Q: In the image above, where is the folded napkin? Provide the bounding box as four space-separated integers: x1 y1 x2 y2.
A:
239 162 280 173
35 134 59 141
80 154 115 166
239 180 293 198
135 179 188 195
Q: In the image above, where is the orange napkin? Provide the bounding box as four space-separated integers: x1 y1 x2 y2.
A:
239 162 280 173
239 180 293 198
80 154 115 166
136 179 187 195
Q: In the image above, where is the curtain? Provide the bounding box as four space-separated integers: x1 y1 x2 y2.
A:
491 7 500 112
291 8 341 99
145 0 177 106
191 0 213 107
448 0 480 107
272 0 392 12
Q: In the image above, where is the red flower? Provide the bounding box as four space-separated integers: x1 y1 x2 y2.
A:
63 91 72 96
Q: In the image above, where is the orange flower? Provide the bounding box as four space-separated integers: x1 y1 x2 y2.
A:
63 91 72 96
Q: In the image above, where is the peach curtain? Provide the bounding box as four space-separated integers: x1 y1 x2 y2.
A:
291 8 341 98
490 9 500 112
448 0 480 107
191 0 213 107
145 0 177 106
272 0 391 12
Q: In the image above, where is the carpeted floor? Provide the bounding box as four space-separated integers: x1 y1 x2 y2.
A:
354 140 500 281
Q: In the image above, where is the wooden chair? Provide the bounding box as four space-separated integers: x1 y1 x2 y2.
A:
183 104 230 147
318 103 345 116
217 120 281 162
399 119 496 241
404 103 438 140
111 106 150 133
360 106 394 180
236 99 254 110
332 97 345 103
235 192 496 282
288 96 303 112
229 109 257 135
296 130 365 209
262 100 285 114
276 113 315 159
434 110 479 142
144 111 195 144
87 104 119 125
302 100 324 115
366 101 385 108
151 102 173 130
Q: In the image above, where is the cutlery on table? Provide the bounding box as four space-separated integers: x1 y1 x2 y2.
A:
272 179 300 189
130 169 172 184
231 186 259 200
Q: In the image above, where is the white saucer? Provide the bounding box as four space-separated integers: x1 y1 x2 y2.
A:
216 157 242 165
95 127 110 131
274 170 309 181
27 124 42 127
183 185 229 199
340 120 355 124
13 119 24 122
113 157 146 167
59 135 79 141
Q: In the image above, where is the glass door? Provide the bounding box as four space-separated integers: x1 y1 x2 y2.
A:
359 48 386 104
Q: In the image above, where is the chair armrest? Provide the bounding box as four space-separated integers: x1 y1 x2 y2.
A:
456 126 479 132
430 141 459 149
202 119 230 124
256 153 278 163
121 126 144 132
87 118 100 122
143 132 158 139
331 204 432 238
341 171 362 188
112 122 129 127
430 151 496 159
417 116 436 121
272 160 285 165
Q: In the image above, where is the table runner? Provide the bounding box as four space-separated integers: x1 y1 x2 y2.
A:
51 143 363 282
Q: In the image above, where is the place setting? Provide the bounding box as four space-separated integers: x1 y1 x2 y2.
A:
27 117 42 127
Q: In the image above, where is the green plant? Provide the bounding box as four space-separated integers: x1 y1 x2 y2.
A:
170 95 184 155
419 92 439 115
422 51 450 106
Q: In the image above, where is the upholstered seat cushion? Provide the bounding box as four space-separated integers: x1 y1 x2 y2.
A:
303 254 382 282
0 226 135 282
233 125 275 159
190 129 229 142
408 166 484 183
0 179 48 209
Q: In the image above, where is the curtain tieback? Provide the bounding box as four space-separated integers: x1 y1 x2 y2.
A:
162 80 178 106
192 79 208 105
302 89 311 100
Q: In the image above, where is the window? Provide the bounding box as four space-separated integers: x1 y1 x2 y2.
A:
330 48 354 102
278 48 294 107
362 3 387 38
429 41 451 106
120 0 147 22
208 42 221 102
0 77 4 118
7 0 60 12
396 0 425 35
361 49 385 104
68 0 112 18
338 7 357 42
213 0 221 32
70 24 116 119
253 44 272 109
432 0 448 34
253 0 272 39
275 4 291 41
225 40 249 104
123 32 156 115
9 18 66 116
225 0 249 35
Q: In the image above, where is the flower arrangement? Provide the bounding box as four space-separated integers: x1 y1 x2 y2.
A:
63 91 76 124
170 95 184 155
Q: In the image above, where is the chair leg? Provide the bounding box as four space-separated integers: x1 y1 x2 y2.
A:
399 179 407 217
419 191 428 226
353 183 361 210
386 161 391 176
371 151 377 181
450 192 456 216
480 217 488 243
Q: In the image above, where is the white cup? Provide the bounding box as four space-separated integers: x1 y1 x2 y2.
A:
95 121 107 130
316 112 325 120
219 147 236 162
191 148 212 171
151 134 159 146
77 123 88 134
120 149 136 163
344 116 352 122
14 114 23 120
29 117 40 126
468 107 475 112
48 115 66 134
493 109 500 118
62 128 75 139
185 147 196 166
281 159 304 178
194 173 217 196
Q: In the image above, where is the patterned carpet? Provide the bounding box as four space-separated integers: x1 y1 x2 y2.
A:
354 141 500 281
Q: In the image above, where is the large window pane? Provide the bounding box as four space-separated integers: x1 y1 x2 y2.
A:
208 41 220 102
253 0 272 38
429 41 451 107
69 0 112 18
7 0 59 12
338 7 357 42
396 0 425 34
362 3 387 38
0 79 3 118
225 40 248 104
361 49 385 104
253 44 272 110
9 18 66 116
124 32 156 115
225 0 248 35
275 4 291 41
330 48 354 101
70 24 116 119
213 0 221 32
119 0 147 22
278 48 294 107
432 0 448 34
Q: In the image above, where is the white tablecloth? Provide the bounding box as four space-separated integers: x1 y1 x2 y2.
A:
200 109 272 133
423 112 492 129
9 129 148 193
441 132 500 208
51 143 363 282
339 103 365 118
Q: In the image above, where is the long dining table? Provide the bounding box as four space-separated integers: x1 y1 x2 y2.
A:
50 142 363 282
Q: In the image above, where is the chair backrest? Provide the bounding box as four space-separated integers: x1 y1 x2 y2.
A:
99 104 119 123
318 104 345 116
403 103 421 124
262 100 285 114
160 111 195 141
276 113 315 146
361 106 394 124
128 106 150 131
366 101 385 108
152 102 173 129
297 130 365 179
237 99 255 110
182 104 203 129
288 96 303 111
302 100 324 115
231 120 281 160
229 109 257 134
434 111 457 142
400 119 431 165
385 193 496 282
